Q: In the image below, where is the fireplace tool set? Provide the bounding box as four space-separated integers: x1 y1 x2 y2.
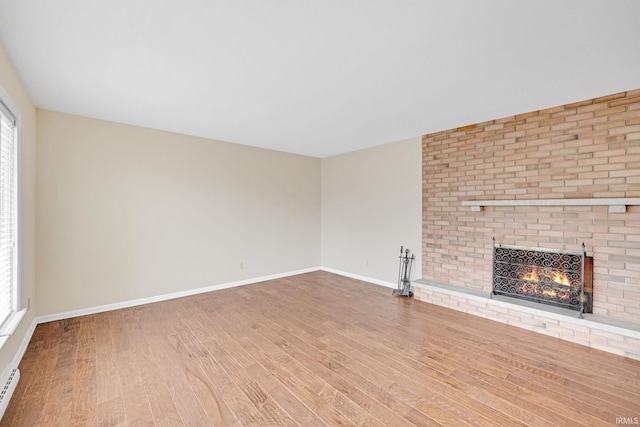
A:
393 246 414 297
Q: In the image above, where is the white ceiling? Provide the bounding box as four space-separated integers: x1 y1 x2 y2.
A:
1 1 639 158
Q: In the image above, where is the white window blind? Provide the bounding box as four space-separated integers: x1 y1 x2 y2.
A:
0 100 18 330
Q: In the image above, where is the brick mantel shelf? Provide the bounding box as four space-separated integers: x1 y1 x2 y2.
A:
462 198 640 213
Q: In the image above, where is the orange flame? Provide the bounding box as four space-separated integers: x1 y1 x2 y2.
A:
518 266 573 301
552 271 571 287
521 266 540 282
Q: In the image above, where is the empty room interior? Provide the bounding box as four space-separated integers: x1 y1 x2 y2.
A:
1 1 640 425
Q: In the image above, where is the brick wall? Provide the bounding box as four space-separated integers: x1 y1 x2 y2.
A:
422 89 640 323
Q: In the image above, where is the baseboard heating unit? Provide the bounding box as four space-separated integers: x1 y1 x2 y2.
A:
0 365 19 419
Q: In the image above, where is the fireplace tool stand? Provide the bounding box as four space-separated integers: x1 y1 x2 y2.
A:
393 246 414 297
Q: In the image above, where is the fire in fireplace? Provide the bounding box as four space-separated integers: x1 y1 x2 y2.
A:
491 239 593 317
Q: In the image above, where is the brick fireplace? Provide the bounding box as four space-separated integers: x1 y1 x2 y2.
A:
415 88 640 360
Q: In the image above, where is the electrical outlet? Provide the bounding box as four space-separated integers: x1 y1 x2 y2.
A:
239 262 244 270
27 298 30 310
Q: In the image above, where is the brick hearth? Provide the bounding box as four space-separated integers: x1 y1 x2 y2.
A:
412 280 640 360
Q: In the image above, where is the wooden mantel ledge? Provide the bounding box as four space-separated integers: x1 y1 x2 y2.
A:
461 197 640 213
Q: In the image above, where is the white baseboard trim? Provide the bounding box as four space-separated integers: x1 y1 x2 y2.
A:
34 267 396 326
36 267 321 324
319 267 397 289
12 317 37 367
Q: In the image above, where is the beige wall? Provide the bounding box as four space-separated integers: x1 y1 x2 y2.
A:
36 110 321 316
0 43 37 368
321 137 422 284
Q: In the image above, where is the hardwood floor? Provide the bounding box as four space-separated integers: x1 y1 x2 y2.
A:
3 271 639 426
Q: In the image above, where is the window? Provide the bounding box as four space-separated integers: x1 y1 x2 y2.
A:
0 95 24 345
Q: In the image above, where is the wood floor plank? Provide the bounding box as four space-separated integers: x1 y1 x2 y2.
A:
97 397 127 426
290 272 638 419
147 332 213 426
3 271 640 426
327 301 626 424
117 351 156 427
204 337 299 426
67 315 98 426
170 310 270 425
180 314 324 427
40 363 75 426
248 284 508 425
212 297 403 427
384 302 640 414
126 304 184 427
216 284 433 425
219 291 448 426
170 321 241 426
248 280 528 425
31 320 79 427
200 292 354 425
252 284 528 427
266 276 640 426
95 312 123 407
7 329 65 425
134 346 184 426
187 344 264 426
